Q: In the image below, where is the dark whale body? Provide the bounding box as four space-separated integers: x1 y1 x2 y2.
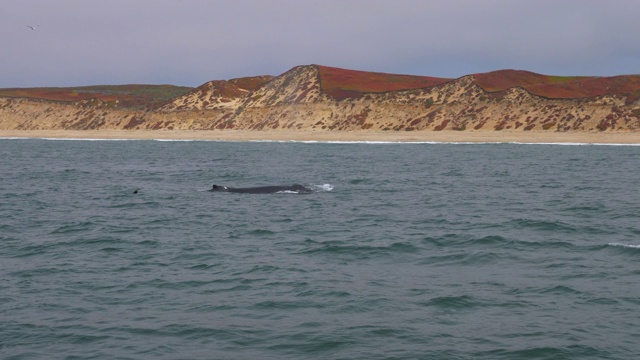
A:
209 184 313 194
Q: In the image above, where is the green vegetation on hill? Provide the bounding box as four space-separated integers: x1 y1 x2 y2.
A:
0 84 194 108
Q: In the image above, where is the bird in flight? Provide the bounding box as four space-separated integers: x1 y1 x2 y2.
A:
26 25 38 30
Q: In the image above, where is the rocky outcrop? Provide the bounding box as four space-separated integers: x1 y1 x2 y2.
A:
2 65 640 132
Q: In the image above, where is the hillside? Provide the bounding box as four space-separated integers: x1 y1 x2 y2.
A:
156 75 273 111
474 70 640 102
0 84 193 109
1 65 640 132
316 65 451 100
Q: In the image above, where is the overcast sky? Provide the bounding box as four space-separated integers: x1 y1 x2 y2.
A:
2 0 640 88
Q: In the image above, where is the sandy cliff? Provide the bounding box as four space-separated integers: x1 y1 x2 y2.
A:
1 65 640 132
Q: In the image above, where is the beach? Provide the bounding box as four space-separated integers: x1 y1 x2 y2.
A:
2 129 640 144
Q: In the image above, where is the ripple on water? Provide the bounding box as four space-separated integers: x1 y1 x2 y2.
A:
2 140 640 359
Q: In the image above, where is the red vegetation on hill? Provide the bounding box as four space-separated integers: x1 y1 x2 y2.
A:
201 76 274 98
472 70 579 92
316 65 451 100
474 69 640 102
228 75 274 92
4 66 640 108
200 81 248 98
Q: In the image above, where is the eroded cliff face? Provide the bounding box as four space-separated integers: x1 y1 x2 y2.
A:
2 65 640 132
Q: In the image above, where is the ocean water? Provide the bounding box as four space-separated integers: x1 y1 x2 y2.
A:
1 138 639 360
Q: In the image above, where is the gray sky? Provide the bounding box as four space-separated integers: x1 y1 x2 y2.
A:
2 0 639 87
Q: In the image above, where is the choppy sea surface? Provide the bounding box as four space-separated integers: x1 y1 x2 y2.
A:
1 138 639 360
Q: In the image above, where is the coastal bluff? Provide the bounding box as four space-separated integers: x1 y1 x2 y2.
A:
2 65 640 132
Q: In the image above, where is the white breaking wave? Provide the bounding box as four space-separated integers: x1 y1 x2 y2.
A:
273 184 332 194
313 183 334 192
3 138 639 146
246 139 640 146
508 142 640 146
608 243 640 249
3 137 640 146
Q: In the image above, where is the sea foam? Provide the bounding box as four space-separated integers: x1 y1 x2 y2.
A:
608 243 640 249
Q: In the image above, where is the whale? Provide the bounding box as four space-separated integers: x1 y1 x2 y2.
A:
209 184 313 194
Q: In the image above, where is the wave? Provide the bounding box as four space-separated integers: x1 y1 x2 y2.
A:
4 137 640 146
418 251 505 266
300 242 420 257
247 229 276 236
482 345 610 359
312 183 334 192
421 234 586 252
49 221 97 235
608 243 640 249
508 142 640 146
420 294 479 309
508 218 578 233
241 139 640 146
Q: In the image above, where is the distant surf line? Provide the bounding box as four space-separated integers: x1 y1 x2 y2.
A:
2 137 640 146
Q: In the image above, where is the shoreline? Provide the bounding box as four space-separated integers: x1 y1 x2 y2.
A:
2 129 640 144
